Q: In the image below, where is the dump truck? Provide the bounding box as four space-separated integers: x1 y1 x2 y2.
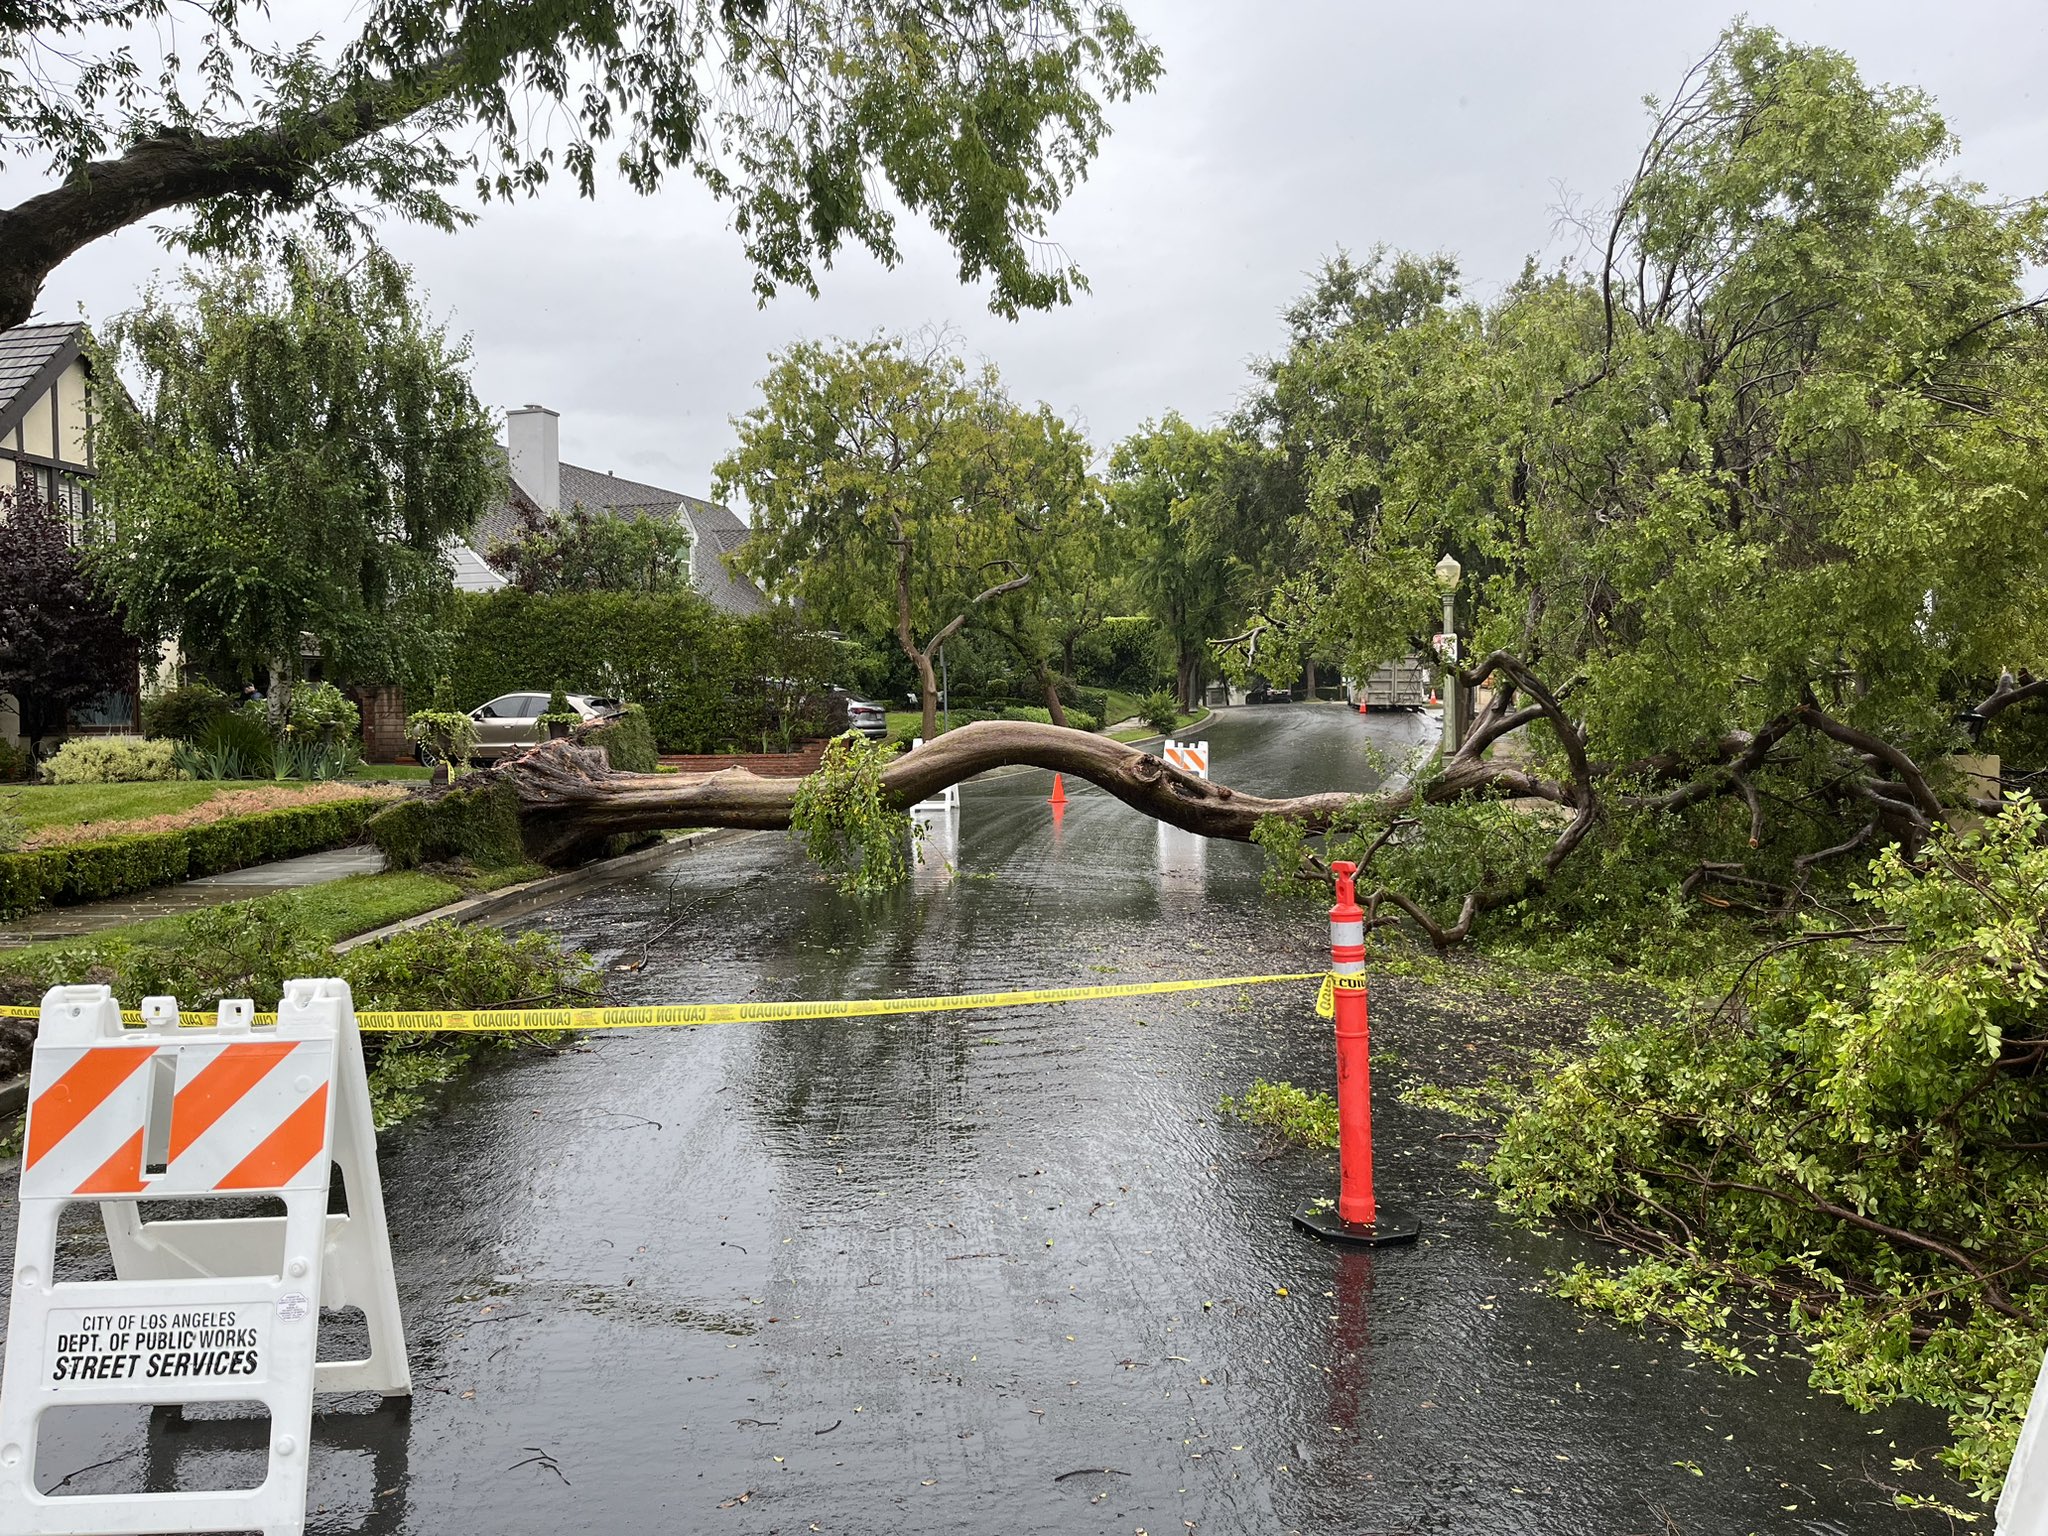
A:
1356 657 1434 710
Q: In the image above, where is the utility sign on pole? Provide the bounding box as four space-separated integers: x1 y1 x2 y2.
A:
0 978 408 1536
1432 633 1459 662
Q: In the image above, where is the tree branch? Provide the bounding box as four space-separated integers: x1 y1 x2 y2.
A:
0 53 460 327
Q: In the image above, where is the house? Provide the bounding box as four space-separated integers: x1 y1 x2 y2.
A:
460 405 769 615
0 321 95 522
0 321 139 749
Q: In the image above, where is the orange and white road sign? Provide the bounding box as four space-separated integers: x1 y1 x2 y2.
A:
908 736 960 811
1163 739 1210 779
0 978 408 1536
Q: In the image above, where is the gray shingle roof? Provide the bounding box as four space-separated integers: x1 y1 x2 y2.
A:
0 323 78 411
0 322 85 442
680 501 770 616
471 454 769 615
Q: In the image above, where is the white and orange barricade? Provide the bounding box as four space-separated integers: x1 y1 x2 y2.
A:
907 736 961 811
1163 739 1210 780
0 978 407 1536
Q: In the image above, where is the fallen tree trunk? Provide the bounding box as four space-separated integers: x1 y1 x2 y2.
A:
376 657 2048 950
459 721 1379 866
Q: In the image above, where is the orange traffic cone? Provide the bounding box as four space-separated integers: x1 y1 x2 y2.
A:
1357 699 1369 715
1049 773 1068 806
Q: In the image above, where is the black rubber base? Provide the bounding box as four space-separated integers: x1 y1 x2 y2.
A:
1291 1204 1422 1247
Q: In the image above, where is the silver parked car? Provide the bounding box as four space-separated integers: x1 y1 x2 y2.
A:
834 689 887 740
423 691 622 766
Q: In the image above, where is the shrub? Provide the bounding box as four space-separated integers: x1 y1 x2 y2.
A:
141 681 231 742
0 737 31 782
583 703 658 772
368 777 525 870
273 733 357 781
187 711 276 780
1072 616 1172 693
538 679 579 737
0 898 595 1130
39 735 185 784
1140 691 1181 734
0 796 384 917
341 923 599 1126
285 680 360 741
405 708 478 770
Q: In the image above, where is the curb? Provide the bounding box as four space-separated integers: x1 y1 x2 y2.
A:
332 828 752 952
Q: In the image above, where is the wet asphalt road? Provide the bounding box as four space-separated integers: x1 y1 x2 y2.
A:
5 704 1972 1533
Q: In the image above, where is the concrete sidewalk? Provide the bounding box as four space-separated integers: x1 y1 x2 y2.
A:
0 847 387 948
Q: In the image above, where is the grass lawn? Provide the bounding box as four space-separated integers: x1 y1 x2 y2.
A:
3 781 221 833
0 864 545 978
3 779 401 852
350 763 434 782
884 695 1203 748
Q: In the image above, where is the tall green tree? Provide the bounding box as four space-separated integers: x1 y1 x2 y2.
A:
987 477 1126 726
719 333 1089 740
1232 24 2048 936
90 250 500 705
1107 414 1253 709
487 502 694 595
0 0 1160 328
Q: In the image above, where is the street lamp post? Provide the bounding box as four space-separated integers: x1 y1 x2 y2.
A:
1433 552 1462 753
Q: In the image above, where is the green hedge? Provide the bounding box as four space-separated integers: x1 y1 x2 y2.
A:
368 778 525 871
0 798 385 918
450 590 837 753
583 704 658 772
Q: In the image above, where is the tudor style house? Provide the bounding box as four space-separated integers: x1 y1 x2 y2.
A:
456 405 768 615
0 322 95 523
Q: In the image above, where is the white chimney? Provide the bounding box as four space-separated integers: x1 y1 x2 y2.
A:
506 404 560 511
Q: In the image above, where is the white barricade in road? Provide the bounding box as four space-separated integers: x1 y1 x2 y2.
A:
2002 1345 2048 1533
908 736 961 811
1163 739 1210 779
0 978 408 1536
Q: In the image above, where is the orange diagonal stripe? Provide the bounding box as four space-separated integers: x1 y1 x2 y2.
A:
167 1040 297 1163
25 1047 154 1170
75 1128 147 1195
216 1084 329 1191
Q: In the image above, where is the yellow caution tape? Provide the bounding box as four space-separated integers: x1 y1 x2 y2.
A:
0 972 1333 1034
1313 973 1369 1019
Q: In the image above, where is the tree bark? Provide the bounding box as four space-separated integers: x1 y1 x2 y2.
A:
1037 662 1069 728
452 723 1372 866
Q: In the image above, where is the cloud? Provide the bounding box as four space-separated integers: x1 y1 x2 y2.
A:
16 1 2045 502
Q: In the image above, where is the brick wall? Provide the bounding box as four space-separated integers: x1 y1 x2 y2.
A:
352 684 410 763
657 741 828 778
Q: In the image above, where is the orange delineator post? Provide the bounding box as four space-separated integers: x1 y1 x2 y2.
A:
1292 861 1419 1247
1329 860 1376 1224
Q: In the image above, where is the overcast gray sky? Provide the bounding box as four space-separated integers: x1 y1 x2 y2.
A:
22 3 2048 503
